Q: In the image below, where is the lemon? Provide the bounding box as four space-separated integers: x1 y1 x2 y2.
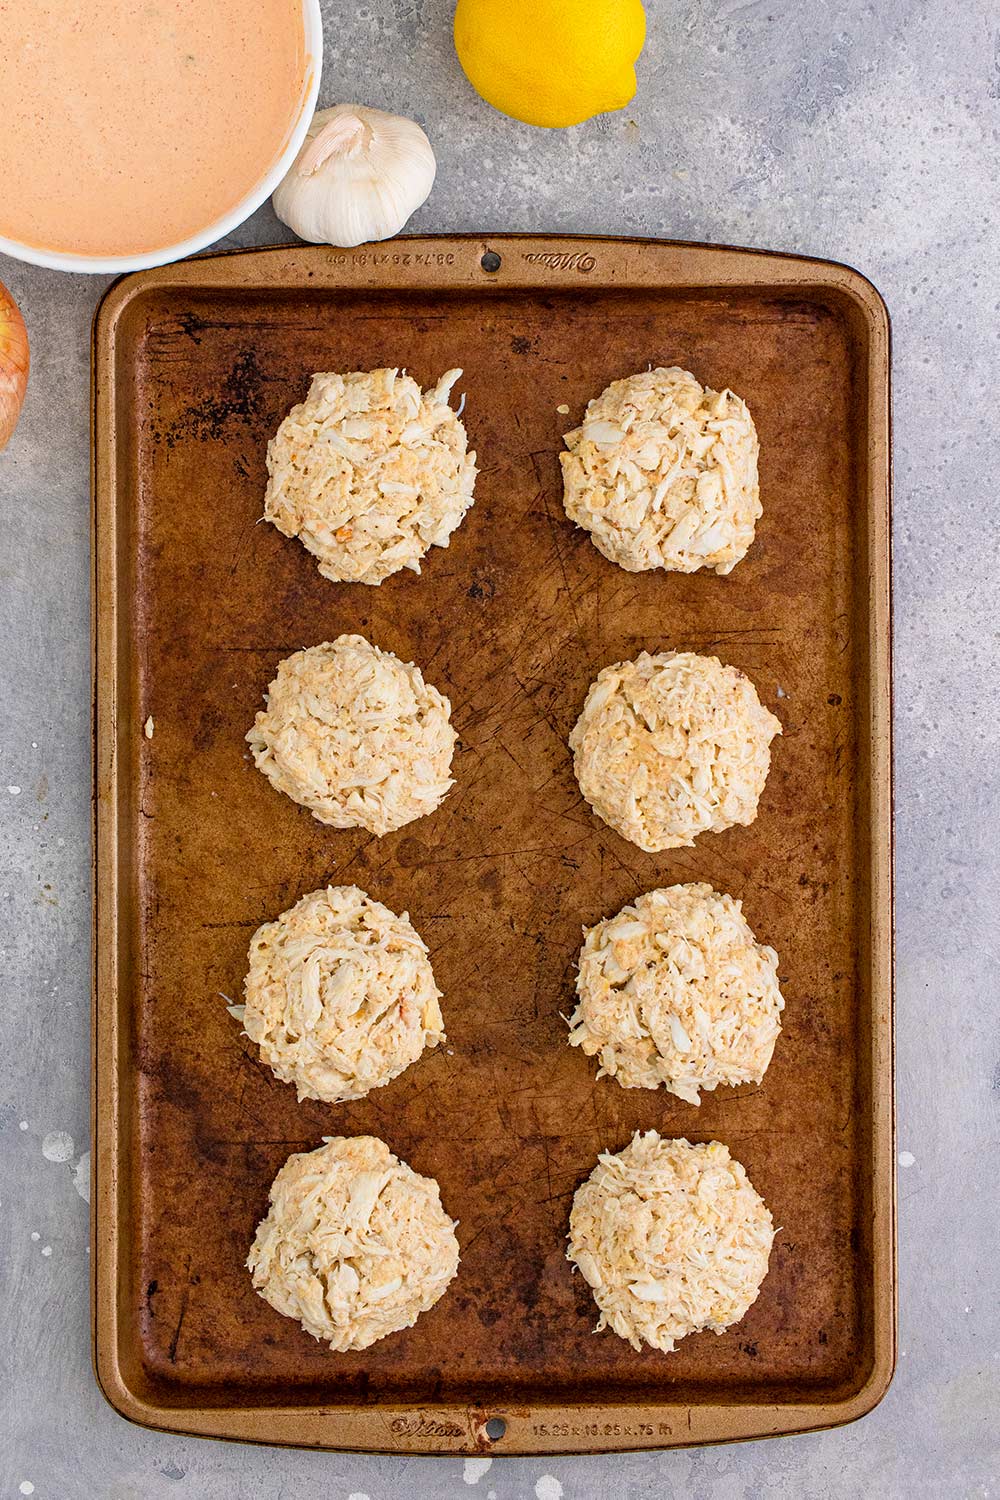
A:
454 0 646 129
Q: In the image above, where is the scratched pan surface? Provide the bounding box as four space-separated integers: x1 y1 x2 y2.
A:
92 236 893 1453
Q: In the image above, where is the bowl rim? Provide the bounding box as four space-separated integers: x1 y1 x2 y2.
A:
0 0 322 276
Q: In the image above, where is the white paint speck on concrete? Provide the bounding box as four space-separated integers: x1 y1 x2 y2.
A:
7 785 22 795
347 1493 371 1500
30 1232 39 1242
72 1151 90 1203
464 1457 493 1484
41 1130 75 1164
536 1478 564 1500
19 1483 35 1496
899 1151 916 1167
18 1120 28 1131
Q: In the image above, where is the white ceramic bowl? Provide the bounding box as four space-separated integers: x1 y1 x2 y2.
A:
0 0 322 275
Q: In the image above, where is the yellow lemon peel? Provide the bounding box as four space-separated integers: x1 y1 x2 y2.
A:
454 0 646 129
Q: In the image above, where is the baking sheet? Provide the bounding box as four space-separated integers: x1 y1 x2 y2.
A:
92 235 894 1452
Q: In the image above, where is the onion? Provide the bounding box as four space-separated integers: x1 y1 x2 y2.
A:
0 279 30 451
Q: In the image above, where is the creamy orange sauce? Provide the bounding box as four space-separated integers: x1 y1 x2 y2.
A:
0 0 306 256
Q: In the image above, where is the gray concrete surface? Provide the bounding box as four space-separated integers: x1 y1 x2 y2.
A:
1 1 998 1495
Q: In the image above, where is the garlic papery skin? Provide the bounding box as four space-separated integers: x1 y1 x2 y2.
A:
0 280 29 452
272 103 436 248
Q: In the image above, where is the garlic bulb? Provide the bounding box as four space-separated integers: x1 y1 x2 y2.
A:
273 104 436 248
0 280 29 452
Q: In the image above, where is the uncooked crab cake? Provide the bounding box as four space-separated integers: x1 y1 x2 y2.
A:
263 367 477 585
246 634 456 835
240 885 445 1104
560 366 760 575
567 1131 774 1353
247 1136 460 1352
567 884 783 1103
569 650 781 852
